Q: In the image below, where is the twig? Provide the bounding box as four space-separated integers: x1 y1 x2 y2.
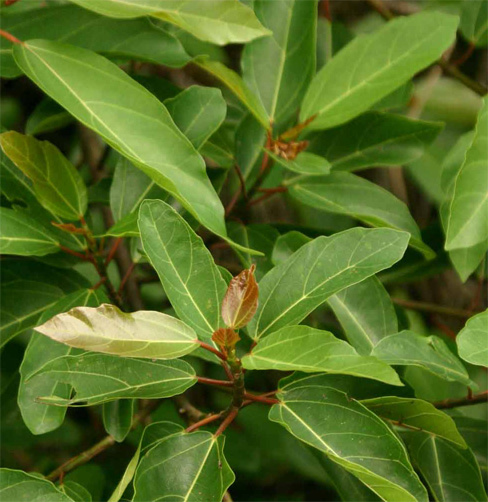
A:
118 262 135 296
392 298 478 319
433 390 488 410
453 42 476 67
173 394 206 424
105 237 122 266
243 392 279 405
247 186 287 208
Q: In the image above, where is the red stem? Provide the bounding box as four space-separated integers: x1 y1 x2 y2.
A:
197 341 227 361
214 407 239 437
59 245 91 262
0 29 22 44
105 237 122 266
453 42 476 66
197 377 233 387
185 413 222 433
118 262 135 295
244 392 279 405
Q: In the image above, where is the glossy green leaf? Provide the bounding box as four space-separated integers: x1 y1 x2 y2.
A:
248 227 409 340
103 399 135 443
34 303 199 359
269 373 428 502
440 131 486 281
241 0 317 130
110 156 166 223
164 86 226 150
300 12 459 130
403 432 487 502
19 289 107 435
307 112 442 172
460 0 488 47
139 199 227 341
70 0 270 45
445 97 488 250
28 354 196 406
289 172 434 258
328 277 398 355
133 429 234 501
25 98 73 136
270 151 331 177
104 212 139 238
271 231 398 355
0 207 60 257
0 4 191 79
360 396 466 447
0 131 87 220
1 261 88 347
242 325 402 386
13 40 227 238
0 469 74 501
372 331 471 385
0 147 85 251
457 309 488 367
196 58 270 128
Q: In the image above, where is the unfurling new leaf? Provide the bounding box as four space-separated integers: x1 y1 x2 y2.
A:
221 264 259 329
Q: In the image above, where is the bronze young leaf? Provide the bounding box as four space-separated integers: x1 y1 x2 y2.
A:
221 265 258 329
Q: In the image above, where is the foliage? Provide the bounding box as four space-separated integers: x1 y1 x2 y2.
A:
0 0 487 501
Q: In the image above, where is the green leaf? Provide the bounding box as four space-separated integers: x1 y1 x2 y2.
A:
241 0 317 130
13 40 227 238
19 289 107 435
460 0 488 47
196 58 270 128
242 325 402 386
300 12 459 130
70 0 270 45
445 97 488 251
0 207 60 257
360 396 467 447
1 261 88 347
248 227 409 340
0 131 87 220
453 417 488 474
165 85 226 150
26 98 73 136
110 156 166 223
28 354 196 406
403 432 487 502
269 373 428 502
133 429 234 501
35 303 199 359
0 4 191 79
0 469 74 501
139 199 227 341
307 112 442 172
59 481 93 502
372 331 471 385
103 212 139 238
0 147 85 251
315 453 381 501
328 277 398 355
289 172 434 259
270 151 331 177
103 399 135 443
271 232 399 355
457 309 488 367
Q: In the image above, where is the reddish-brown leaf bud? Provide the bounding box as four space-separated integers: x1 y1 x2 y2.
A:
212 328 240 350
51 222 86 235
221 264 258 329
